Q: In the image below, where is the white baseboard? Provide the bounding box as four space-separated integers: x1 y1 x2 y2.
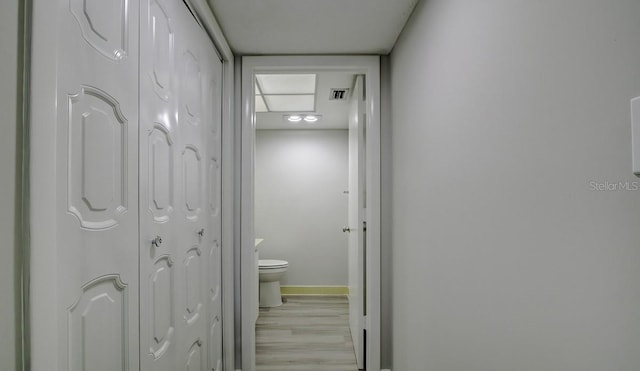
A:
280 285 348 295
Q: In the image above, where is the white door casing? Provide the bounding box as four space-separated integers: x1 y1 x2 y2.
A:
241 56 381 371
140 0 224 370
348 75 366 369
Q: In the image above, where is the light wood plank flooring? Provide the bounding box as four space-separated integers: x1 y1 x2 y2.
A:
256 295 359 370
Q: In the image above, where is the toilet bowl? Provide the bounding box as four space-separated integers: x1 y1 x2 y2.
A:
258 259 289 307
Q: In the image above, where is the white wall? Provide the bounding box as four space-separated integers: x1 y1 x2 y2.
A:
0 1 22 370
390 0 640 370
255 130 348 286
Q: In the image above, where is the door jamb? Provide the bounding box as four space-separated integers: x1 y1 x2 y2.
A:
29 1 64 368
240 55 381 371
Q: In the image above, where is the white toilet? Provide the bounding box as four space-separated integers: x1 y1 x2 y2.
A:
258 259 289 307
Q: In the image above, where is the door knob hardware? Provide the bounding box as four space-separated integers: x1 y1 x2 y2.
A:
197 228 205 237
151 236 163 247
342 226 352 233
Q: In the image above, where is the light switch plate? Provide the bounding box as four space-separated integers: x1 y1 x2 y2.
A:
632 97 640 177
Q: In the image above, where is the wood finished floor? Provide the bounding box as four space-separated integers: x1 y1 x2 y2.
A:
256 295 359 370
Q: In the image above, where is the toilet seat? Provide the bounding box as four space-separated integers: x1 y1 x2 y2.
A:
259 259 288 269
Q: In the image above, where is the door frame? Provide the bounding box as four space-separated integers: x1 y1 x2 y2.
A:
348 74 367 369
28 1 236 370
240 55 381 371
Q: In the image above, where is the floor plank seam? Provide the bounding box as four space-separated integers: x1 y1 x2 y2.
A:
255 295 359 370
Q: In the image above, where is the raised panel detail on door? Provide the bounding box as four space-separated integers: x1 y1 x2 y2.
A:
149 0 173 101
150 256 175 359
209 240 221 303
148 124 173 223
139 1 223 370
69 0 128 60
67 275 128 371
182 146 201 221
184 247 202 325
181 51 201 126
68 86 127 230
35 0 139 370
186 340 204 371
208 157 220 218
208 316 222 371
204 77 218 136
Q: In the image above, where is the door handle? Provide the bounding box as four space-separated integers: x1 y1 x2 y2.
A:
151 236 163 247
342 226 352 233
197 228 205 237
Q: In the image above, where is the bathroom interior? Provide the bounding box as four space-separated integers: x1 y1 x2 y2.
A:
253 71 362 368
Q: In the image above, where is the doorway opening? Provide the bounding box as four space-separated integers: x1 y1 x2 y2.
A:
240 56 381 371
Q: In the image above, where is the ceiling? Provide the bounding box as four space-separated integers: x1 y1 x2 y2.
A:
256 72 355 130
207 0 420 55
206 1 419 130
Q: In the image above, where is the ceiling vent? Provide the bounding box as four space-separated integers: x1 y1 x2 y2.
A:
329 88 350 101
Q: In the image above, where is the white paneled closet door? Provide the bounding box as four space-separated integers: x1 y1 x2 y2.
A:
140 0 177 369
140 1 224 371
55 1 140 370
42 0 222 369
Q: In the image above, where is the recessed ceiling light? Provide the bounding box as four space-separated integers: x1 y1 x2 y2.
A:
287 115 303 122
303 115 319 123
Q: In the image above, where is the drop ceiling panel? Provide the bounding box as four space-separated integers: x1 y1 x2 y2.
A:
257 74 316 94
207 0 420 54
257 71 354 130
255 95 268 112
263 95 315 112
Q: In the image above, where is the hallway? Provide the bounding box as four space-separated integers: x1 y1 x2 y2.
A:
256 296 358 370
4 0 640 370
